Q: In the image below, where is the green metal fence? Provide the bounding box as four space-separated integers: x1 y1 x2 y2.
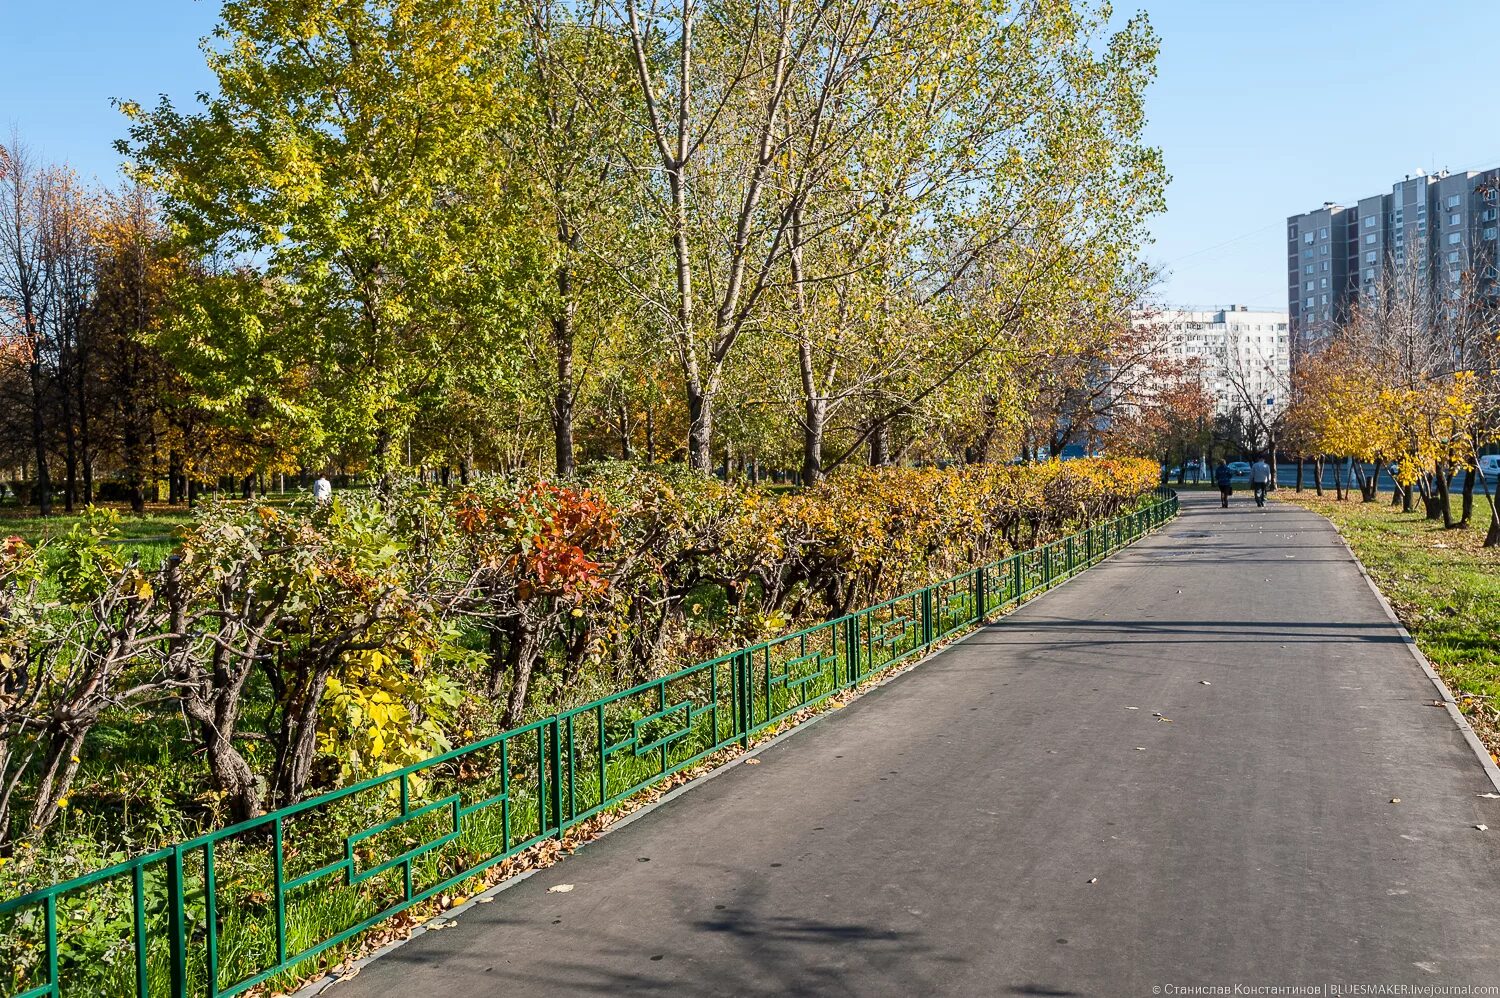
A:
0 488 1178 998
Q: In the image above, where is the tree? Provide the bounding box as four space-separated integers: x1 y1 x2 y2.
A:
122 0 533 473
0 140 56 514
610 0 1164 476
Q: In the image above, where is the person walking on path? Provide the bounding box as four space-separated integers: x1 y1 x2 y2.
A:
313 475 333 504
1214 461 1233 509
1250 456 1272 507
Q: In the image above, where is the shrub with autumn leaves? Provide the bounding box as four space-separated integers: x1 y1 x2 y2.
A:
453 481 618 726
0 458 1155 854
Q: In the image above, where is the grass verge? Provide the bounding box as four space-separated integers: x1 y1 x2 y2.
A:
1279 490 1500 756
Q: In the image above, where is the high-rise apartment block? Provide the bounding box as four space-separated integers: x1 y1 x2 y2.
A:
1131 306 1290 415
1286 167 1500 357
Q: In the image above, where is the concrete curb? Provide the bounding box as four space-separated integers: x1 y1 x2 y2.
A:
294 516 1175 996
1312 507 1500 796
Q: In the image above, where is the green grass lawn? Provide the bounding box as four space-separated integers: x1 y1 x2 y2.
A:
0 505 193 542
1281 490 1500 757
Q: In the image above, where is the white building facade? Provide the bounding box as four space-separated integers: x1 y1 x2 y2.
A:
1136 306 1291 415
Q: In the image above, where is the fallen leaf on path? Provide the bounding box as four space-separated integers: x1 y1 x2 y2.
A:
1135 747 1146 751
547 884 575 894
743 758 761 765
1477 793 1500 800
475 896 495 903
1087 878 1098 884
1477 825 1489 832
1200 681 1212 686
1124 706 1139 710
1390 798 1401 804
1157 717 1172 723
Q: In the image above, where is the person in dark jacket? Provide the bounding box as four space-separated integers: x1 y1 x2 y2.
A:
1214 461 1233 509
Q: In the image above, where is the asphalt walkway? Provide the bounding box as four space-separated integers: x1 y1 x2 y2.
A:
327 492 1500 996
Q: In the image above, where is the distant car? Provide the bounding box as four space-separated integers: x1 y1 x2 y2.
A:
1227 461 1251 477
1479 455 1500 479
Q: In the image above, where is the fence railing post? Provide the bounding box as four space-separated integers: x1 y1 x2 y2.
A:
550 718 564 838
168 847 187 998
736 651 751 747
921 587 934 647
974 565 986 622
843 616 859 688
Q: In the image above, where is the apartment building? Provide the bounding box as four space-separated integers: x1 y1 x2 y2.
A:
1133 306 1291 415
1287 166 1500 358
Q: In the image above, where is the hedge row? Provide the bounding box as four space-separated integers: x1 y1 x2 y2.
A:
0 457 1156 861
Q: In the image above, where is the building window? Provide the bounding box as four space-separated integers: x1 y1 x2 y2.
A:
1486 227 1498 241
1304 264 1313 275
1320 245 1329 255
1447 194 1462 208
1321 261 1330 271
1449 232 1463 245
1451 213 1462 226
1364 268 1375 281
1365 251 1377 263
1319 278 1327 288
1318 227 1328 239
1365 233 1376 244
1288 226 1298 240
1364 216 1376 228
1305 297 1314 308
1320 294 1328 304
1304 281 1313 292
1304 232 1314 245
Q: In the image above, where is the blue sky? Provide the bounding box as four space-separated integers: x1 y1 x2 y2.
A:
4 0 1498 312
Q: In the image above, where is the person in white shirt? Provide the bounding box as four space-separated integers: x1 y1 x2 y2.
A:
313 476 333 504
1249 458 1272 507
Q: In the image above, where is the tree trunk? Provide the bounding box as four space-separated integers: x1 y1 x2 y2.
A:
493 620 541 729
1461 467 1476 527
869 421 891 467
168 449 182 505
551 303 576 476
1313 457 1324 497
123 419 146 514
686 383 713 471
1438 464 1456 528
28 355 51 516
1295 457 1304 492
27 727 87 833
273 664 334 807
800 398 825 486
59 368 78 512
204 729 261 822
